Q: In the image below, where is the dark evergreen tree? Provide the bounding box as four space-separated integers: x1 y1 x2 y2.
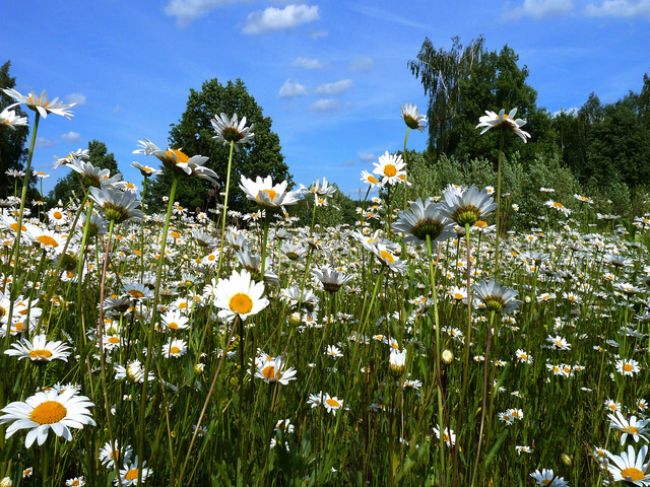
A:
147 78 289 212
0 61 29 198
50 140 120 203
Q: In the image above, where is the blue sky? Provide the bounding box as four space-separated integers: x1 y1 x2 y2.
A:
2 0 649 198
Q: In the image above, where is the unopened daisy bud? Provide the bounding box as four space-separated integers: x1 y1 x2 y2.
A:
442 349 454 365
289 312 302 326
561 453 572 466
194 363 205 375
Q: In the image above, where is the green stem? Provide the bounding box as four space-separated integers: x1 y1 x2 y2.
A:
138 176 178 484
494 131 504 274
217 140 235 275
5 112 40 338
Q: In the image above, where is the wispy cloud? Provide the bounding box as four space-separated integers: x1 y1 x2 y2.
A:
36 137 56 148
278 79 308 98
358 151 375 162
292 56 324 69
164 0 247 26
348 4 426 29
349 56 374 72
61 131 81 142
505 0 574 20
243 4 319 35
585 0 650 19
311 98 339 112
315 79 353 95
65 92 87 105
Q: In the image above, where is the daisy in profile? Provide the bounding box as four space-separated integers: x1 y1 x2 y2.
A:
360 170 381 187
254 352 297 385
211 112 255 147
440 185 496 227
99 440 134 468
0 389 95 447
312 265 354 293
401 104 427 131
393 198 454 244
65 477 85 486
473 280 521 314
433 425 456 447
133 139 217 183
89 187 143 224
116 458 152 485
213 269 269 322
239 175 302 209
162 339 187 358
476 107 530 143
608 411 650 444
24 225 65 254
322 393 344 415
3 88 76 119
131 161 162 178
4 334 70 362
529 469 568 486
0 107 28 129
372 151 406 186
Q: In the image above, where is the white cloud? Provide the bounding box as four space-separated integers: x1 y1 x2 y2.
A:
552 107 579 117
164 0 245 25
36 137 56 148
348 4 426 29
61 131 81 142
278 79 307 98
65 92 87 105
310 30 328 39
315 79 353 95
311 98 339 112
243 4 319 34
358 151 375 162
292 57 323 69
585 0 650 18
507 0 573 19
349 56 374 72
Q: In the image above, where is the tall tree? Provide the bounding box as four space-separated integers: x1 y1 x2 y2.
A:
0 61 29 198
50 140 120 203
147 78 289 212
409 38 555 163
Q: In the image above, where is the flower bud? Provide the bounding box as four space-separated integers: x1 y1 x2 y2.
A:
442 349 454 364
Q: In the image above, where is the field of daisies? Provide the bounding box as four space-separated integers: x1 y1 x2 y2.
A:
1 88 650 487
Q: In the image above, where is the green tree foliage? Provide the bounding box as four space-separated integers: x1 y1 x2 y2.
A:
0 61 29 198
147 78 289 212
409 38 555 163
50 140 120 203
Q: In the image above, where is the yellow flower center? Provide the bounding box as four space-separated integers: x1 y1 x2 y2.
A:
553 202 565 208
379 249 395 265
124 468 139 481
36 235 59 247
367 175 379 184
170 346 181 355
325 398 341 408
108 336 120 344
168 322 179 330
128 290 145 299
29 349 53 360
262 365 275 380
53 211 63 219
229 293 253 314
165 148 189 163
383 164 397 177
31 401 66 424
623 363 634 372
257 189 278 203
624 425 639 434
621 467 645 481
10 222 27 232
